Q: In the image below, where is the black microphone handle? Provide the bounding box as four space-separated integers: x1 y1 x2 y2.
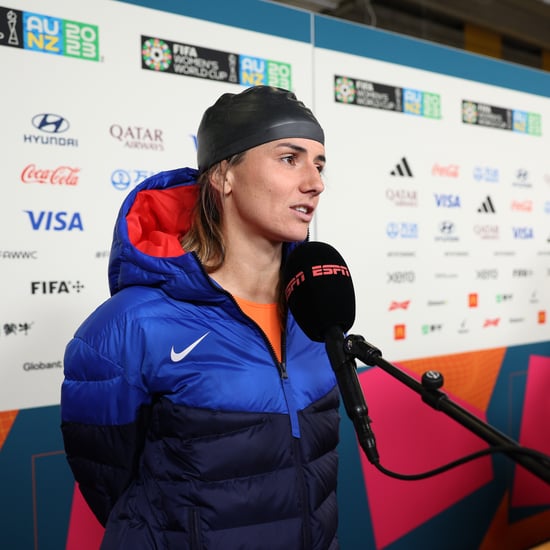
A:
324 326 379 464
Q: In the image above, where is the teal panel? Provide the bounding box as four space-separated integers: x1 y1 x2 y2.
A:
117 0 313 43
314 14 550 97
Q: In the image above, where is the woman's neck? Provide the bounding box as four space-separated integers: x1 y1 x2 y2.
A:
210 240 282 303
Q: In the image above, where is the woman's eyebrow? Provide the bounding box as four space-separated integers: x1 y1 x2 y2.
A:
274 142 326 163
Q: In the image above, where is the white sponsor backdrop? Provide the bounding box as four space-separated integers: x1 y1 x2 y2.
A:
314 48 550 361
1 0 549 413
0 0 315 411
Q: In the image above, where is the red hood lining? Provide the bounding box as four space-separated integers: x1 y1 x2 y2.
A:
126 186 199 257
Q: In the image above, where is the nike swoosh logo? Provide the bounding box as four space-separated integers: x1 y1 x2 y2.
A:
170 332 210 362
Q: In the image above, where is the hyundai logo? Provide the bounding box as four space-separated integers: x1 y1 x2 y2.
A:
31 113 70 134
439 221 455 233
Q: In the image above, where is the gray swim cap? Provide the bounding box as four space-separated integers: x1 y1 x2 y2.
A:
197 86 324 173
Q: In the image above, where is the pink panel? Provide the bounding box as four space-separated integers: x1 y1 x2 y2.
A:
65 484 104 550
511 355 550 507
357 366 493 549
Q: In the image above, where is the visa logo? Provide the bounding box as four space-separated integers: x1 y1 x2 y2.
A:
24 210 84 231
512 227 534 239
434 194 461 208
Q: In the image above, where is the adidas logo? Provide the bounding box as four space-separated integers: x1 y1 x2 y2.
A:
390 157 413 177
477 195 496 213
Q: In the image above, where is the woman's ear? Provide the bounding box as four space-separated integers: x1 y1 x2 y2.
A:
210 160 232 196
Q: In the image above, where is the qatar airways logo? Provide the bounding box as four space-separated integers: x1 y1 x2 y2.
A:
474 225 499 240
21 164 80 186
109 124 164 151
385 188 417 207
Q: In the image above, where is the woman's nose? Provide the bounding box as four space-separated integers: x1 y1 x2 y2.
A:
302 163 325 194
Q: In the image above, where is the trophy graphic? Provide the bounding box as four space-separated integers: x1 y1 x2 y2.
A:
0 10 20 45
8 10 19 45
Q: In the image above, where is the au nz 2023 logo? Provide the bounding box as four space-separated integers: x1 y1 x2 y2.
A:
0 6 100 61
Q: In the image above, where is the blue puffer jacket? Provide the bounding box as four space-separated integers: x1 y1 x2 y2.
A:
61 167 340 550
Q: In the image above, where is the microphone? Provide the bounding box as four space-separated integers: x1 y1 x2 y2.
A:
283 241 379 463
283 241 355 342
283 244 550 483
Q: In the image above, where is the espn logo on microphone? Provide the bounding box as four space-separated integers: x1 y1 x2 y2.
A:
311 264 350 277
284 264 351 300
285 271 305 300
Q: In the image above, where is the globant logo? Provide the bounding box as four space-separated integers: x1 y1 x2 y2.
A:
23 360 62 371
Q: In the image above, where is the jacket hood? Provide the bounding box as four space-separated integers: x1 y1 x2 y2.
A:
108 166 304 302
108 167 206 300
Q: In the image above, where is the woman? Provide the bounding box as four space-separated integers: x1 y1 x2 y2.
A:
61 85 340 549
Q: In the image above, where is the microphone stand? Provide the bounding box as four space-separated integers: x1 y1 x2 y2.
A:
343 333 550 485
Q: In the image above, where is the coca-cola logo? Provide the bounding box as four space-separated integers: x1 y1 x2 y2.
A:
21 164 80 186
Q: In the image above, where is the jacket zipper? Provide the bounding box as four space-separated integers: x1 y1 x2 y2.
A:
208 277 302 438
201 268 310 546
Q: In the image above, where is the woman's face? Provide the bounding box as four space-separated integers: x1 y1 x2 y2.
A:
221 137 326 245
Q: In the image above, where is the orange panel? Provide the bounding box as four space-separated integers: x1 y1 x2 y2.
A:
0 410 19 450
398 348 507 413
